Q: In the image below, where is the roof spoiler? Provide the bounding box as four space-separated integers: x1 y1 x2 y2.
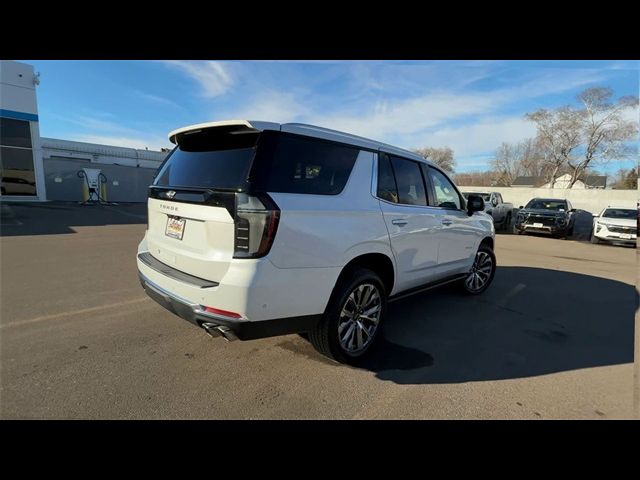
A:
168 120 281 144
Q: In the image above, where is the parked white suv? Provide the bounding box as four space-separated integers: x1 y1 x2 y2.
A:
591 206 637 246
137 120 496 363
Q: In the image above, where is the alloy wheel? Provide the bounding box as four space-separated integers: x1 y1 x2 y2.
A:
465 250 493 292
337 283 382 355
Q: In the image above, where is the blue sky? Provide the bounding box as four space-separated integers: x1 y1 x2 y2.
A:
27 60 639 173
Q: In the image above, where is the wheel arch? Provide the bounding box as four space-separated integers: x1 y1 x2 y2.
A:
335 252 395 297
480 236 494 250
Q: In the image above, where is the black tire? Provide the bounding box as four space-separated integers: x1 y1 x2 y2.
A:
460 243 497 295
567 226 574 237
503 212 512 231
309 267 387 364
590 232 601 244
502 212 511 232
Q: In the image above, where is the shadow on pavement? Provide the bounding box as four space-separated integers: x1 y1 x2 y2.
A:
283 266 635 385
0 202 147 236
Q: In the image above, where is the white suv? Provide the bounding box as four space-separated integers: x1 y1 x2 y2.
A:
137 120 496 363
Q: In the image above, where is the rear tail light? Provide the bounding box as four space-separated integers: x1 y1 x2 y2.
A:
233 193 280 258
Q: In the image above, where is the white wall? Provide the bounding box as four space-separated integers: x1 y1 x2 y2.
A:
459 186 637 215
0 61 38 114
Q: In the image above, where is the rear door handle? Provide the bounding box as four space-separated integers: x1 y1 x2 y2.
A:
391 219 408 226
442 219 453 226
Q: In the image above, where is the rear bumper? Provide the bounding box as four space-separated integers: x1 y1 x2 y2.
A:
139 271 321 340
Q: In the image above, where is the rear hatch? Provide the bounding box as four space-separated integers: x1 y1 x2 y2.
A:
146 124 273 283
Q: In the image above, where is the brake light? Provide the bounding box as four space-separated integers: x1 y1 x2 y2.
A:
203 306 242 319
233 193 280 258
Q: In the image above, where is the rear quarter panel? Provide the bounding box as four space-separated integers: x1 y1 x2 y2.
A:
266 150 394 269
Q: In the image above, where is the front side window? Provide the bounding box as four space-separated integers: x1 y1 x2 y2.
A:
0 117 37 196
389 156 427 206
427 167 461 209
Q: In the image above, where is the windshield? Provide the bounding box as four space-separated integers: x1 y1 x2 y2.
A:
154 129 260 190
462 192 491 201
525 199 567 211
602 208 635 219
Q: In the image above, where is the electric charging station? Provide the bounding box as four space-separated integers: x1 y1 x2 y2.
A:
77 168 111 205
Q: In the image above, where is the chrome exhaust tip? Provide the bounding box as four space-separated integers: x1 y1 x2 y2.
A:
201 322 238 342
215 325 238 342
201 322 221 338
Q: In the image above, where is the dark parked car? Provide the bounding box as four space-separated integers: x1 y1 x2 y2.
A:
514 198 576 238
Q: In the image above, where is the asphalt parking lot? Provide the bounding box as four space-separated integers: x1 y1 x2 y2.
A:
1 202 637 419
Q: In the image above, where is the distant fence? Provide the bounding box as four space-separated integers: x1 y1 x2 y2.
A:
458 186 637 215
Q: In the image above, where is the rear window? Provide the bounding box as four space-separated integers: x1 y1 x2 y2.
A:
154 128 260 190
250 132 359 195
389 156 427 206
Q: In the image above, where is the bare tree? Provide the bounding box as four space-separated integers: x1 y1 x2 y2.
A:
611 167 639 189
490 142 522 185
453 170 499 187
413 147 455 174
567 88 639 187
525 106 583 188
489 138 544 185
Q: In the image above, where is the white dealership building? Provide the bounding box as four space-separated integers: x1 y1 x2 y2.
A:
0 60 168 202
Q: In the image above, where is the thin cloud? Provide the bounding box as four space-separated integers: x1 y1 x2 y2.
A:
222 90 311 123
133 90 182 109
412 115 536 160
162 60 234 98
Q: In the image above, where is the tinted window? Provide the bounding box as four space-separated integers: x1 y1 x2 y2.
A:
377 154 398 203
0 118 32 148
427 167 461 209
154 129 259 189
251 132 359 195
524 199 568 210
389 156 427 206
602 208 635 219
462 192 491 201
0 118 37 196
0 146 37 195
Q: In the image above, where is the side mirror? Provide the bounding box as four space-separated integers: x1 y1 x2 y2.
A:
466 194 485 216
519 205 524 209
569 208 576 213
491 198 498 207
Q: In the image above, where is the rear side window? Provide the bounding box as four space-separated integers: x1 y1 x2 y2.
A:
389 156 427 206
377 154 399 203
251 133 359 195
154 128 259 190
